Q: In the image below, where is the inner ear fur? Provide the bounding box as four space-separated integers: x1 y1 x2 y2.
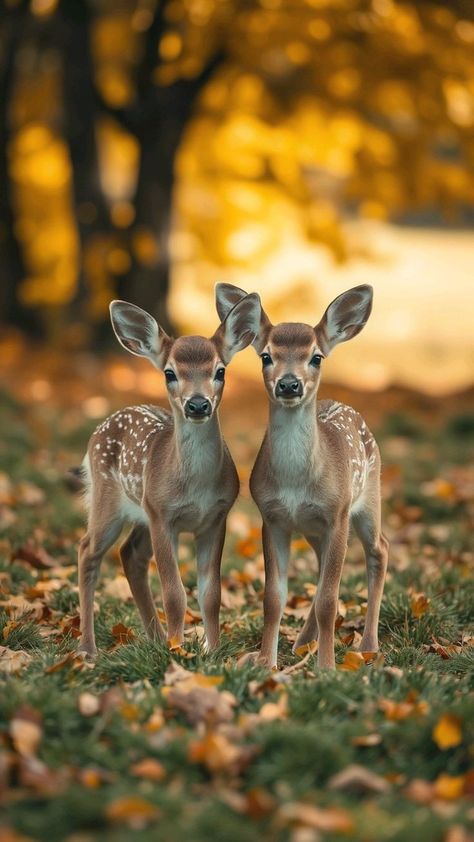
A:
314 284 373 356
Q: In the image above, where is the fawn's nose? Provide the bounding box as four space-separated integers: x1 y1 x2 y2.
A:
275 375 303 399
185 395 211 418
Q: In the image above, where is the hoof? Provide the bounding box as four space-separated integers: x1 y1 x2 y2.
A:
236 651 275 670
77 646 98 660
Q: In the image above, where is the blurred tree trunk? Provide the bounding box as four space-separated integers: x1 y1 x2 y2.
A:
114 2 223 333
58 0 111 344
0 1 42 336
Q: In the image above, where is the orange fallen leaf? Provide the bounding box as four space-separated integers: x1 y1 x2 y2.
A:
338 651 365 671
411 592 430 618
293 640 318 658
189 732 253 775
432 713 462 750
105 796 160 827
130 758 166 781
111 623 135 644
259 692 288 721
434 773 465 801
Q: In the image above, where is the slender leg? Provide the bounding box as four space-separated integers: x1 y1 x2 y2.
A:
293 534 322 652
315 515 349 668
259 521 291 669
196 516 226 651
352 500 389 653
147 516 187 644
120 524 166 642
78 507 123 657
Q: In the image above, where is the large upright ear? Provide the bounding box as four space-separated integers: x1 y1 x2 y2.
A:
213 293 262 364
215 283 249 322
215 282 272 354
315 285 373 356
109 300 171 369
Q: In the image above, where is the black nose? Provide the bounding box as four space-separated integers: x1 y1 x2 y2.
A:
186 395 211 417
275 375 303 399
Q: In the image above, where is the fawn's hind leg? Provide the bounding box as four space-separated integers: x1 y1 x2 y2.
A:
79 491 123 656
120 524 166 642
351 488 388 653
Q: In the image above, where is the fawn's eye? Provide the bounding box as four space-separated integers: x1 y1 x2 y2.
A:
164 369 177 383
261 353 273 367
215 367 225 382
310 354 322 367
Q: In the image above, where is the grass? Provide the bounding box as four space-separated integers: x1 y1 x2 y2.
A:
0 390 473 841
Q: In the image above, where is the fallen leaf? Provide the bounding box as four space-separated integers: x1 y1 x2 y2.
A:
10 706 42 757
259 692 288 721
103 575 133 601
351 733 382 747
11 542 55 570
111 623 135 644
0 646 32 674
188 732 254 775
434 773 465 801
293 640 318 658
45 652 87 674
130 758 166 781
432 713 462 750
404 778 435 804
105 796 160 827
338 651 365 671
277 802 354 833
328 764 390 794
411 592 431 618
78 692 100 717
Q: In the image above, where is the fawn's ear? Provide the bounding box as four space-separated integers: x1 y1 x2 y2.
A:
315 285 373 356
213 293 262 364
215 283 249 322
215 283 272 354
109 300 171 368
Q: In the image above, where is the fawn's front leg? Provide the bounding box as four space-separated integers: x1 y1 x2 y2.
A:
147 514 187 645
293 534 322 652
196 514 226 651
316 514 349 668
260 520 291 669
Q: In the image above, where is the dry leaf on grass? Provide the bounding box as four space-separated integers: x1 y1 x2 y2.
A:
105 796 160 828
9 706 42 757
432 713 462 750
411 592 431 618
379 692 429 721
130 758 166 781
111 623 135 645
0 646 31 674
337 651 365 671
11 542 55 570
434 773 465 801
162 663 234 725
328 764 390 794
189 732 255 775
351 733 382 747
103 575 133 601
78 692 100 717
277 802 354 833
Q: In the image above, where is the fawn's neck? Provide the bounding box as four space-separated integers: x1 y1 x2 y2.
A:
268 397 320 479
172 410 224 478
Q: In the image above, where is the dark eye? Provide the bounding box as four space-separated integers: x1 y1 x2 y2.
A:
310 354 322 367
215 367 225 382
261 353 273 367
164 369 177 383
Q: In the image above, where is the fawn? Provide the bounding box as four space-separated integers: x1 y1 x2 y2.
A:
78 292 261 657
216 283 388 669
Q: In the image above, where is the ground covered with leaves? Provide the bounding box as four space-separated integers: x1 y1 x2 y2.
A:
0 386 473 842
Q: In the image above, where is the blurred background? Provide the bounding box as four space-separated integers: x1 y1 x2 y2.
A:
1 0 473 408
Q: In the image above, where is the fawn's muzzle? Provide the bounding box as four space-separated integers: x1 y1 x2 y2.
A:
275 375 303 400
185 395 212 419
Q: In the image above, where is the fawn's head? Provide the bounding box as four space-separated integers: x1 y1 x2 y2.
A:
110 294 261 423
216 284 373 407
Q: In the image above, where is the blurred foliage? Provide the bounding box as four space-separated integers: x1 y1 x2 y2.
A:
1 0 474 339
